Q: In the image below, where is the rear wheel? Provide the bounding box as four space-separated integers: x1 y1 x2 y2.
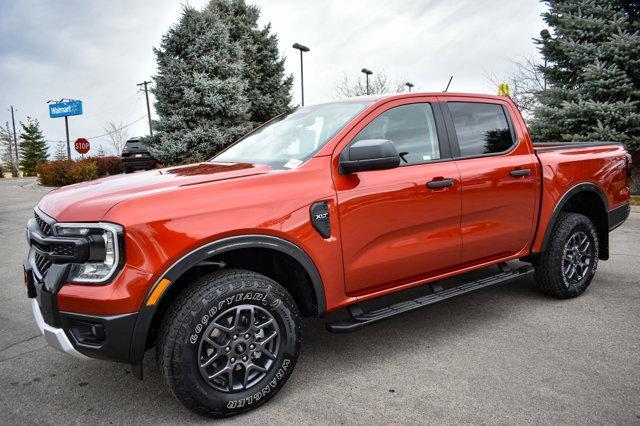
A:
533 213 599 298
157 269 301 417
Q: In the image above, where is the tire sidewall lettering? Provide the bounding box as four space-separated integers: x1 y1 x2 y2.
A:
225 358 291 409
188 290 276 345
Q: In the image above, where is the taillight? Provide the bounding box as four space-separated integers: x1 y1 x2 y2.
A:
626 153 633 185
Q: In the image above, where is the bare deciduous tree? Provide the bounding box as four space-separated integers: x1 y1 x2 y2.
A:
1 121 18 177
333 71 408 99
53 141 67 161
487 56 545 119
104 121 129 155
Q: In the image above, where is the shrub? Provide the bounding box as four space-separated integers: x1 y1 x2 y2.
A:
37 161 74 186
37 159 98 186
94 156 123 176
67 159 98 183
36 155 125 186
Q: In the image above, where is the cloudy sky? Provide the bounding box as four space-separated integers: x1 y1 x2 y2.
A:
0 0 548 157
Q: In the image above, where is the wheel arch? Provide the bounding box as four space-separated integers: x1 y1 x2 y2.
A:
129 234 326 366
540 182 609 260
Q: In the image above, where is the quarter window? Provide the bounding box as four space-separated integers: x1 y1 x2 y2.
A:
448 102 514 157
352 103 440 165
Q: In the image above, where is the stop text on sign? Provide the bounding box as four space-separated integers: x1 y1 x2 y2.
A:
75 138 90 154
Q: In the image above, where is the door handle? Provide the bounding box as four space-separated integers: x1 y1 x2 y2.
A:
509 168 531 177
427 178 454 189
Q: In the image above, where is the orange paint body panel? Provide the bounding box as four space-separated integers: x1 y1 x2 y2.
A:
32 92 628 318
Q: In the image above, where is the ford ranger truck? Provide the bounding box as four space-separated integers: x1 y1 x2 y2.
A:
23 93 631 417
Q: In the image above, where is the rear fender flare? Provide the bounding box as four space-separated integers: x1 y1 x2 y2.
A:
539 182 609 255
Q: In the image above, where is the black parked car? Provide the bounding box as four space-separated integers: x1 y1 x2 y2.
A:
121 137 157 173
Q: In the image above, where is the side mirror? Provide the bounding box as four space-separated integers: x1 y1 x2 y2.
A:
339 139 400 174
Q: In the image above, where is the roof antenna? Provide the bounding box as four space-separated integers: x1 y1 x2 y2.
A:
443 75 453 92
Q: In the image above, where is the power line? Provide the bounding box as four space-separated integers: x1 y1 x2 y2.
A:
43 115 147 144
86 115 147 140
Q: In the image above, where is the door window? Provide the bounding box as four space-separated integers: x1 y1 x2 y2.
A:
448 102 514 157
352 103 440 164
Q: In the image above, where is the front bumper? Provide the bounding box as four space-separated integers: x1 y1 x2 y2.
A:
31 298 88 359
25 208 139 364
27 268 139 363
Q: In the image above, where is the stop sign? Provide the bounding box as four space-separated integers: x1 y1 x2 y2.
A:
75 138 90 154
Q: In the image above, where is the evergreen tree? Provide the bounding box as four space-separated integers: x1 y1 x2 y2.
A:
206 0 293 123
149 0 293 164
531 0 640 153
19 117 48 176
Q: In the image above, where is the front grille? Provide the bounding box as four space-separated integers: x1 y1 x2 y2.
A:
32 209 56 278
34 252 52 276
34 211 53 236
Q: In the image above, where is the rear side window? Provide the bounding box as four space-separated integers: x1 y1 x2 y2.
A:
352 103 440 165
448 102 514 157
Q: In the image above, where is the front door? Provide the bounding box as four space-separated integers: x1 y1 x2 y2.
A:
333 98 462 295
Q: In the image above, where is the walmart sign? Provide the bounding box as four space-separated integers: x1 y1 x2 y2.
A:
49 100 83 118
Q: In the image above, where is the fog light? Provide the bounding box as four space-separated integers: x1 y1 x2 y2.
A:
69 320 106 345
90 324 106 340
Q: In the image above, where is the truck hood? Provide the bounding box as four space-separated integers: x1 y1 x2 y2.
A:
38 162 270 222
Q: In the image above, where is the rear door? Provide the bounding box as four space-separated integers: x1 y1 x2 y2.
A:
440 97 539 265
333 97 462 295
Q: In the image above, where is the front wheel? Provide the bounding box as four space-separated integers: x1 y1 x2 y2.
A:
157 269 301 417
533 213 599 298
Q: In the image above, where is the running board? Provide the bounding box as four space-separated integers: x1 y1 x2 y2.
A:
326 264 534 333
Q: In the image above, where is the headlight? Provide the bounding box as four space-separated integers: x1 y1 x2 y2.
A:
53 222 124 283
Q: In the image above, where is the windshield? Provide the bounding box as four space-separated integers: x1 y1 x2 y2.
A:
212 101 373 169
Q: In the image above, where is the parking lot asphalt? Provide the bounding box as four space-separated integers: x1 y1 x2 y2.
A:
0 177 639 424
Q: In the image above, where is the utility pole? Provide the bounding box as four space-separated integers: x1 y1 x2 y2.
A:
137 81 153 135
292 43 310 106
10 106 19 175
361 68 373 95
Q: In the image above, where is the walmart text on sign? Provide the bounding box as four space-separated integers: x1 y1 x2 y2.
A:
49 100 83 118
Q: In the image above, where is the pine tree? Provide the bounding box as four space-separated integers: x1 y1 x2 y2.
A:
149 0 293 164
531 0 640 153
206 0 293 123
149 4 251 164
19 117 49 176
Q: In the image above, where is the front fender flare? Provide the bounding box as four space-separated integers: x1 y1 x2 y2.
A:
128 234 326 366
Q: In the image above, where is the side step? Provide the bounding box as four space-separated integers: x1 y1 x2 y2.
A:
326 263 534 333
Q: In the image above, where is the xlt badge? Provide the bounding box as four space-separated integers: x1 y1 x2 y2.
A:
310 201 331 239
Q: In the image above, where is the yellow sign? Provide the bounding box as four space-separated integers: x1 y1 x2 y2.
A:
497 83 511 97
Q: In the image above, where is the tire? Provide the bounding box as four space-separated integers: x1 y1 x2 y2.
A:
533 213 599 298
156 269 301 418
124 167 133 174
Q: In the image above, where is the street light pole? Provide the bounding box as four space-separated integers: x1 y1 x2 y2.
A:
405 82 414 93
361 68 373 95
292 43 310 106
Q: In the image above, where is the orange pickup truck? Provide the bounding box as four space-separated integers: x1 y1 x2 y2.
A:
24 92 631 417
